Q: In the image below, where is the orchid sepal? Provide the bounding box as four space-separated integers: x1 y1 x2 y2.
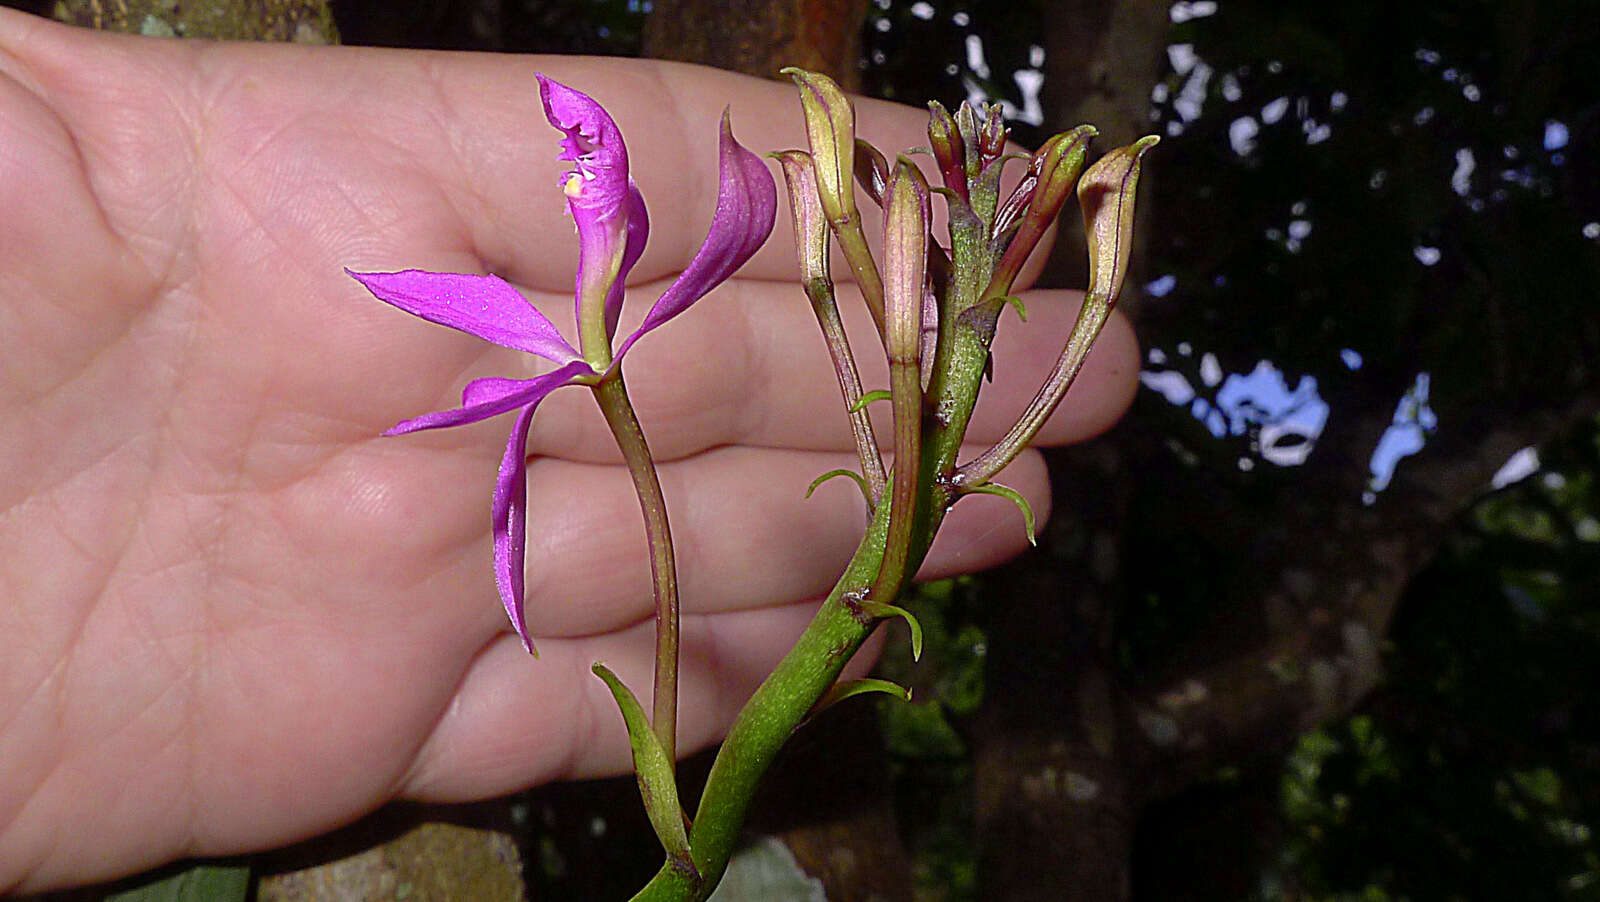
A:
346 269 581 364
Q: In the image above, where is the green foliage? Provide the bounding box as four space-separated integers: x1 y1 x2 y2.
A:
875 578 990 902
104 863 250 902
1251 417 1600 902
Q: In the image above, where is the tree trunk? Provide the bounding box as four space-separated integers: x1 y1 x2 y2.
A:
1036 0 1168 293
52 0 337 42
643 0 867 89
1042 0 1168 150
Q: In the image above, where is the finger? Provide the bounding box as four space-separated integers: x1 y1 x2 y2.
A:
392 443 1050 641
509 281 1138 462
400 598 887 799
0 19 927 284
0 17 1039 296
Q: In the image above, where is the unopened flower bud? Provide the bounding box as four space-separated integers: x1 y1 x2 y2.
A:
774 150 828 286
985 125 1097 300
783 68 858 231
1080 135 1159 307
979 104 1008 169
927 100 968 202
854 138 890 207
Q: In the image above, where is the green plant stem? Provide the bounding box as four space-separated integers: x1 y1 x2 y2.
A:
831 217 888 342
628 308 995 902
806 275 888 502
592 372 679 766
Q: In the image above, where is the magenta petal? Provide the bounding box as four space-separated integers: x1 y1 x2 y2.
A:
350 269 580 364
601 185 650 341
384 361 593 435
615 112 777 359
537 74 643 353
493 402 540 654
537 74 631 220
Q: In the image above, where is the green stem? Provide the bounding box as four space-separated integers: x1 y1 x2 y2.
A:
592 372 679 766
627 307 996 902
630 495 898 901
831 214 887 342
806 276 888 503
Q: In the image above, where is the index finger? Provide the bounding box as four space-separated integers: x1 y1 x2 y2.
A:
0 15 1053 291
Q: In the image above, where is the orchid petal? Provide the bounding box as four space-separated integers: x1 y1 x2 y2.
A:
383 360 593 435
615 112 777 359
493 402 540 654
349 269 581 364
602 185 649 341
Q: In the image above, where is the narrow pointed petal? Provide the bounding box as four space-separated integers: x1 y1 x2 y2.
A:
615 112 777 358
349 269 581 364
493 402 541 654
383 360 593 435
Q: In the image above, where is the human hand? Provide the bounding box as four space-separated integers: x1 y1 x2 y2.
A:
0 12 1137 892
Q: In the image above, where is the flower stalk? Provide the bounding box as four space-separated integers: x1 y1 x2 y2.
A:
776 150 887 503
591 372 680 764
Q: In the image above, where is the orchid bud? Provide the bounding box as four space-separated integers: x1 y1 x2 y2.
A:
1080 135 1160 306
883 158 931 375
979 103 1008 169
955 102 982 177
784 67 887 338
854 137 891 207
985 125 1097 301
927 100 968 202
873 156 931 604
775 150 829 288
783 68 858 231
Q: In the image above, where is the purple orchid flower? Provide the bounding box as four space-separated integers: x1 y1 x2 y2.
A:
350 75 777 652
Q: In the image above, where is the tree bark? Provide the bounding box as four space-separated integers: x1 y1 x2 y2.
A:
1036 0 1169 294
972 377 1600 900
643 0 867 89
1042 0 1168 150
53 0 337 42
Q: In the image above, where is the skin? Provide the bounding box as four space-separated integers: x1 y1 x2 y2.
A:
0 10 1138 893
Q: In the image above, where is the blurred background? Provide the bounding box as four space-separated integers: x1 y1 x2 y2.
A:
10 0 1598 899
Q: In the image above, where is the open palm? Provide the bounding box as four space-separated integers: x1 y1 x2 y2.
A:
0 12 1137 893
